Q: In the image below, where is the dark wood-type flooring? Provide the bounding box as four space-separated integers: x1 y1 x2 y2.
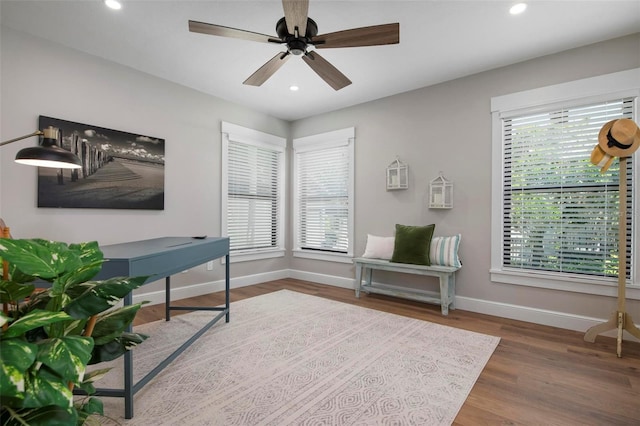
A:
134 278 640 425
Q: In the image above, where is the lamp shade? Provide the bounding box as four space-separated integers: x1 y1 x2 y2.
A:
15 145 82 169
3 126 82 169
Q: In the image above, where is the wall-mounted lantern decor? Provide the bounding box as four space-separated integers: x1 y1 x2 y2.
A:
386 158 408 190
429 173 453 209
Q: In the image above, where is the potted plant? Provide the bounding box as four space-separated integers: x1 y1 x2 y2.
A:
0 238 149 425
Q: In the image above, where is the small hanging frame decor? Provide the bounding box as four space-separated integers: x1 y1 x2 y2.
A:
386 158 408 190
429 173 453 209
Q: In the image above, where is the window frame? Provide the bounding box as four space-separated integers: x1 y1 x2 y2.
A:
292 127 355 263
490 68 640 299
221 122 286 263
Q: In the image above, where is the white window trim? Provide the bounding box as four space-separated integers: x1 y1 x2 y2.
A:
293 127 355 263
290 249 354 264
221 122 286 263
490 68 640 299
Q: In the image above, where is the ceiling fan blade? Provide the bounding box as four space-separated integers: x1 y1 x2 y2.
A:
302 51 351 91
243 52 291 86
313 23 399 49
189 20 277 44
282 0 308 37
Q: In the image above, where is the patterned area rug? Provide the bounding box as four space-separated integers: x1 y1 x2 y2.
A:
96 290 499 425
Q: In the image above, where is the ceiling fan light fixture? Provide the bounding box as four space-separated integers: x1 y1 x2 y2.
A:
288 39 307 56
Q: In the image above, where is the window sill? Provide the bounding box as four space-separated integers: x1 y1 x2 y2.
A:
227 248 285 264
490 268 640 300
292 249 353 264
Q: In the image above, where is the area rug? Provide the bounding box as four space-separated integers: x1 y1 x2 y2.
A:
96 290 500 425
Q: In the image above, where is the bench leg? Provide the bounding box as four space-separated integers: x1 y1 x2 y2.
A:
365 267 373 287
439 274 451 316
354 263 363 298
438 273 456 315
449 273 456 311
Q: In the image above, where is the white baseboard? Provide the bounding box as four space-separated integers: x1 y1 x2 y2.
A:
288 269 354 289
455 296 640 342
132 269 289 306
132 269 638 342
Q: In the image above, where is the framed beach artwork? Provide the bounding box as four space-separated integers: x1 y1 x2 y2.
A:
37 116 165 210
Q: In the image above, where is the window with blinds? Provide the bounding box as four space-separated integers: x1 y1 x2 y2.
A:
293 128 354 260
227 141 280 251
221 122 285 259
502 98 634 279
297 145 349 252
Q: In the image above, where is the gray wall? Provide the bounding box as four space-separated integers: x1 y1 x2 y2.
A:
0 28 290 294
2 24 640 326
290 33 640 321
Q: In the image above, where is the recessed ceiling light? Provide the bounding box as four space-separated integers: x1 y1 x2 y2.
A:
289 85 300 92
105 0 122 10
510 3 527 15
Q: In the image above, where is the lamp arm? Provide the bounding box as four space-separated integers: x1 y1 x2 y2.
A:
0 131 44 147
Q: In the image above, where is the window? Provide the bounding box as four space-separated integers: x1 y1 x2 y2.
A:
504 100 633 276
491 68 640 297
221 122 285 262
293 128 355 263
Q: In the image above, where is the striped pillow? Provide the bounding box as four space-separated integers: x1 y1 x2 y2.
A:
429 234 462 267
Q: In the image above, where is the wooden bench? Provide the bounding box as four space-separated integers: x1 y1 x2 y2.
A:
353 257 460 315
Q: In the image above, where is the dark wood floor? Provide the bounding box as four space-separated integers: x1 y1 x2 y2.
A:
134 278 640 425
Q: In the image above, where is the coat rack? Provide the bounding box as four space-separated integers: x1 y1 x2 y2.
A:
584 119 640 357
584 157 640 356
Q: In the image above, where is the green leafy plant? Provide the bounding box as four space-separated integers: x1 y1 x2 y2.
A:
0 239 149 425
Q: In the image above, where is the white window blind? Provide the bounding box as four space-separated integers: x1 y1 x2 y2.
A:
222 122 285 258
502 98 633 279
227 141 280 251
297 145 349 252
293 128 354 260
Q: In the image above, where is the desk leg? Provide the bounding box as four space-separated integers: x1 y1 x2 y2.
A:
124 291 134 419
225 254 230 323
165 276 171 322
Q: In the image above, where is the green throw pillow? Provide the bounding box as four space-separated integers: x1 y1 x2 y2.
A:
390 224 435 265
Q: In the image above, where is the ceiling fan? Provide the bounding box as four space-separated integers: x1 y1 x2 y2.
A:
188 0 399 90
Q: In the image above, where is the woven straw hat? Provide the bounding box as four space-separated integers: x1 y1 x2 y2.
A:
590 145 616 173
598 118 640 158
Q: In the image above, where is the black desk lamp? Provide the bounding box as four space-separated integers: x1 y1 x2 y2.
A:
0 126 82 169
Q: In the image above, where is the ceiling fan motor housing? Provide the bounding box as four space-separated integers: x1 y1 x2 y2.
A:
276 17 318 55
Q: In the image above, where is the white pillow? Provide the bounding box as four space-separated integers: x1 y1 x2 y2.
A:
362 234 395 259
429 234 462 267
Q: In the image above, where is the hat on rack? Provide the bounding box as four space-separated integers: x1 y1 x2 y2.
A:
590 145 616 174
590 118 640 173
598 118 640 158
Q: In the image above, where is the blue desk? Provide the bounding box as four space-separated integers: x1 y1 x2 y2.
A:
89 237 230 419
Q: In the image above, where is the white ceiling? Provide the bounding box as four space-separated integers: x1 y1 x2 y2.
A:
1 1 639 121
